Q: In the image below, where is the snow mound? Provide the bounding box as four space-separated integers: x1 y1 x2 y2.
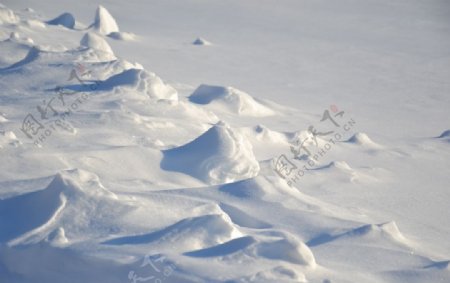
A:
6 31 33 45
193 37 211 46
161 122 260 184
189 84 275 117
438 130 450 138
184 233 316 267
46 13 75 29
348 221 407 243
308 221 409 249
0 38 37 69
219 174 280 199
0 39 30 68
80 32 114 55
0 175 68 243
0 131 20 148
92 5 119 35
256 236 316 267
104 214 241 249
253 124 288 143
23 19 46 29
0 5 19 24
9 31 19 40
46 227 69 247
3 45 40 70
347 132 381 148
4 31 32 43
0 114 7 123
0 169 129 245
237 125 289 160
108 31 135 41
99 68 178 101
46 169 118 200
426 260 450 270
322 161 353 171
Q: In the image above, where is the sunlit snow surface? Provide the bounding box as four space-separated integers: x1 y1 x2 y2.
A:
0 1 449 283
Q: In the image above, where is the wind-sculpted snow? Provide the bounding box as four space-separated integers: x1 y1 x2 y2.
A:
0 38 33 68
80 32 115 55
0 2 448 283
99 68 178 101
189 84 276 117
161 122 260 184
0 4 18 24
192 37 212 46
0 169 131 246
46 13 75 29
346 132 382 149
92 5 119 35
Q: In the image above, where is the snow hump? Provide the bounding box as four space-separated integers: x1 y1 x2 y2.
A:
47 13 75 29
161 122 260 185
189 84 275 117
80 32 114 54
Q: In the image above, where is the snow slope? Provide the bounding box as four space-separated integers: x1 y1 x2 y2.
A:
0 1 449 283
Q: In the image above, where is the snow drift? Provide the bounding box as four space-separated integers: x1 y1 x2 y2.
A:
438 129 450 139
46 13 75 29
161 122 260 184
184 233 316 267
0 131 20 148
0 113 7 123
92 5 119 35
104 213 241 250
346 132 382 149
0 39 35 69
0 5 19 24
189 84 275 116
1 2 449 283
93 68 178 101
192 37 211 46
80 32 114 55
0 169 130 246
